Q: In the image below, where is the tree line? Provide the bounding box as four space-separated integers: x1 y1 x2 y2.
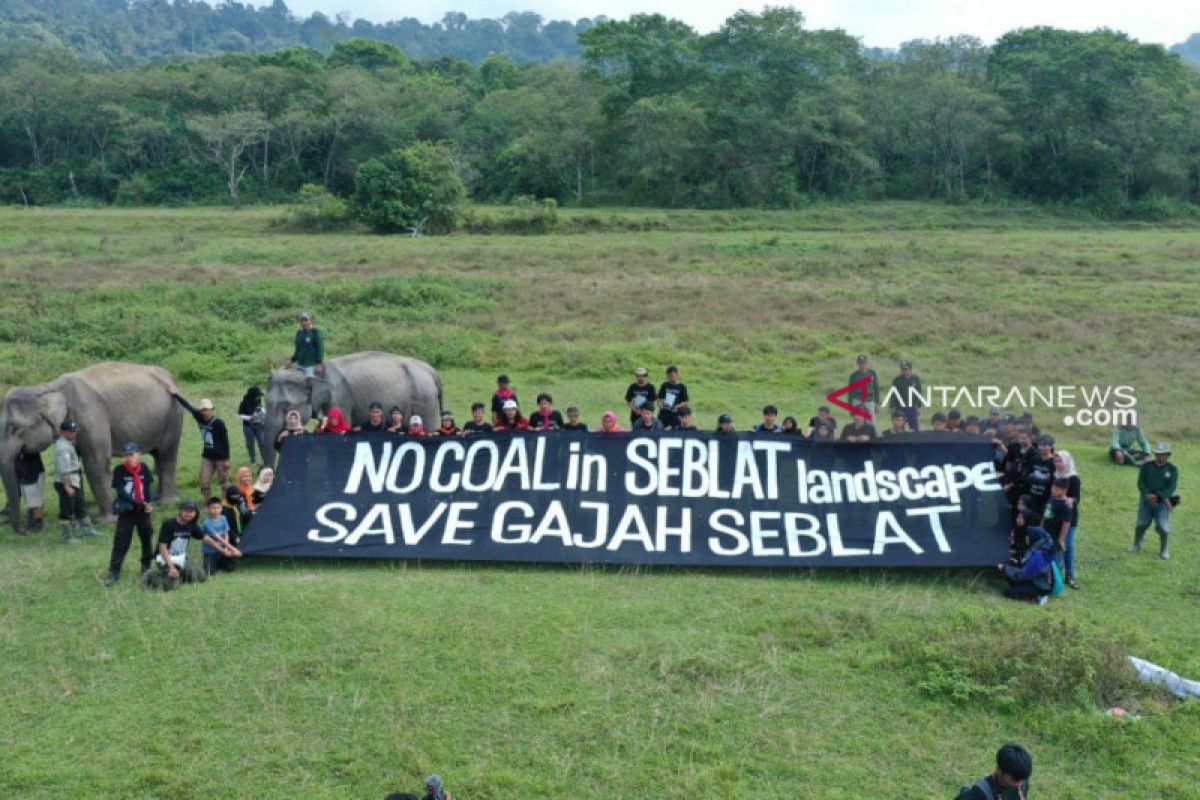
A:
2 9 1199 214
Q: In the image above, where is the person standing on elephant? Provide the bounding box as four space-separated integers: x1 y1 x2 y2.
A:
236 386 267 466
14 449 45 534
285 312 325 378
106 442 156 587
165 383 231 501
53 421 97 543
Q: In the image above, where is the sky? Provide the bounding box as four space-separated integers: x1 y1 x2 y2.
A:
278 0 1195 47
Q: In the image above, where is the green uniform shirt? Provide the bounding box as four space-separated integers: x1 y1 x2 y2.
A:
1111 426 1150 453
53 436 82 489
889 374 924 409
291 327 325 367
1137 460 1179 498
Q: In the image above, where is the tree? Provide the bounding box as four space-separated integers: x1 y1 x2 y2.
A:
186 110 268 207
352 143 465 234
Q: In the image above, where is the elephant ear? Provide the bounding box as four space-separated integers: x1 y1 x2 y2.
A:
37 389 68 428
306 376 332 419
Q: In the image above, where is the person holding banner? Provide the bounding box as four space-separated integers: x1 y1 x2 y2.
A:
317 407 351 435
716 413 735 434
753 405 783 433
562 406 588 431
529 394 564 431
781 416 801 435
407 415 429 437
462 403 493 435
675 406 698 431
275 409 307 451
437 411 460 437
596 410 625 433
387 406 406 434
633 404 664 432
495 400 528 432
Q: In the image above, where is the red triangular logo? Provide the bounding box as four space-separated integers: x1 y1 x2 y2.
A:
826 375 874 420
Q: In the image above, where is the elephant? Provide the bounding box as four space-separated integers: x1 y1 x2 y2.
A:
263 352 443 468
1 363 183 531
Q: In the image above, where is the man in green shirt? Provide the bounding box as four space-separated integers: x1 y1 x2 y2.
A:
1110 423 1151 466
285 311 325 377
888 359 924 432
1133 443 1179 559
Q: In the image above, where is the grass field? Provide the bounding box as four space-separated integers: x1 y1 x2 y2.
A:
1 203 1198 798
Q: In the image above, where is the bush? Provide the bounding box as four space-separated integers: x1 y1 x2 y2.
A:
352 143 465 235
277 184 354 232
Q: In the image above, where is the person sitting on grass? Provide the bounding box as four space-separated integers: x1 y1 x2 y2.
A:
1111 422 1151 466
880 409 909 439
596 410 625 433
781 416 801 435
807 405 838 437
202 496 242 575
657 365 689 429
317 407 351 435
494 400 528 432
251 467 273 507
633 404 663 433
562 405 588 431
957 742 1033 800
356 402 387 432
675 406 698 431
1008 502 1037 566
929 411 948 432
529 393 564 432
436 411 459 437
461 403 493 436
490 374 517 426
753 405 783 433
999 525 1055 605
839 413 877 443
147 500 207 590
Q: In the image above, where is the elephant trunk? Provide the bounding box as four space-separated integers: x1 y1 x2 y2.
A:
1 438 21 530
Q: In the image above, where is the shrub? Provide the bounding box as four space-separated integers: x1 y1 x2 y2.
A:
351 143 465 235
277 184 354 232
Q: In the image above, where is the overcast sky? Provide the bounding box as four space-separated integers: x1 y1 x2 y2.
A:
279 0 1194 47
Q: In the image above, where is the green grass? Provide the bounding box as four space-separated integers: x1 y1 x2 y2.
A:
1 204 1199 798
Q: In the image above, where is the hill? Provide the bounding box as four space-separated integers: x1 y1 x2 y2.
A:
1172 33 1200 65
0 0 588 65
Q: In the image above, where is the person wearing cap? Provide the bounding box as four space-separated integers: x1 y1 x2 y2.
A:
929 411 948 432
529 393 564 432
356 401 387 432
632 404 664 433
657 365 689 429
1025 435 1057 516
675 406 698 432
625 368 657 425
494 400 528 432
148 500 209 589
888 360 924 432
436 411 459 437
562 405 588 431
52 421 97 542
461 403 493 436
236 385 268 466
847 354 880 425
1111 422 1151 466
753 405 783 433
1133 443 1179 559
285 311 324 378
490 375 518 426
716 413 735 434
407 415 429 437
14 446 46 535
165 381 231 501
106 442 156 587
596 410 625 434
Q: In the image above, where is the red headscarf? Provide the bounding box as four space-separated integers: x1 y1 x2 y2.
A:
320 407 351 435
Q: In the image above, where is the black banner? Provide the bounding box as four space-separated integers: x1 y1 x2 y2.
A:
240 433 1010 567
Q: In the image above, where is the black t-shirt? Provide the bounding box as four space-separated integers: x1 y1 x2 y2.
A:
561 422 589 431
1025 457 1056 506
358 419 387 432
462 421 494 435
1066 475 1081 525
625 382 657 414
839 423 877 441
15 452 44 484
529 410 565 431
1002 446 1034 486
808 416 838 432
657 381 689 411
157 517 204 552
1043 496 1072 536
879 429 909 439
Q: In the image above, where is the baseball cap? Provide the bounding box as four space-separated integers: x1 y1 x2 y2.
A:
198 398 215 411
1153 442 1172 454
856 354 868 364
1037 435 1056 447
635 367 649 377
121 442 140 455
502 399 518 411
718 413 733 424
59 420 78 432
409 415 423 426
179 500 198 512
899 359 912 369
497 374 510 384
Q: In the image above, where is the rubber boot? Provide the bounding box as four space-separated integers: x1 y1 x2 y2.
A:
59 522 81 545
1159 533 1170 560
104 570 120 587
29 516 44 533
80 516 100 537
1130 527 1146 553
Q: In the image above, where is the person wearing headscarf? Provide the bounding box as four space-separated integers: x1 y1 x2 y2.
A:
275 409 307 452
234 465 257 511
424 775 453 800
237 386 268 465
252 467 274 506
595 410 625 433
1053 449 1082 589
317 407 351 435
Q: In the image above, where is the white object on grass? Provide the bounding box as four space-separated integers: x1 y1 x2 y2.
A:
1128 656 1200 700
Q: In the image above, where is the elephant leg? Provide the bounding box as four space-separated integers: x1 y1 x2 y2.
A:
81 430 115 523
153 445 180 506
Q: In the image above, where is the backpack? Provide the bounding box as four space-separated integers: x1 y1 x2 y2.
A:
1050 559 1065 596
955 777 995 800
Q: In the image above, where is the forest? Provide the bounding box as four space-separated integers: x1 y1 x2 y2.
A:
2 3 1200 214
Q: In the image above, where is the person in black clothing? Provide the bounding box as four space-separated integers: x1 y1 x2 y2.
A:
632 404 663 432
675 406 698 431
1008 500 1037 565
812 422 836 442
105 442 156 587
15 450 45 533
529 393 564 431
781 416 801 435
880 409 909 439
1025 435 1057 517
562 406 588 431
222 485 252 547
930 411 948 431
715 413 735 434
657 365 689 429
946 409 963 432
839 414 877 443
807 406 838 437
387 406 406 434
462 403 494 436
144 500 208 590
1001 430 1035 510
490 375 517 426
357 402 387 432
236 386 267 466
165 382 230 501
625 368 657 425
957 742 1032 800
847 354 880 425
